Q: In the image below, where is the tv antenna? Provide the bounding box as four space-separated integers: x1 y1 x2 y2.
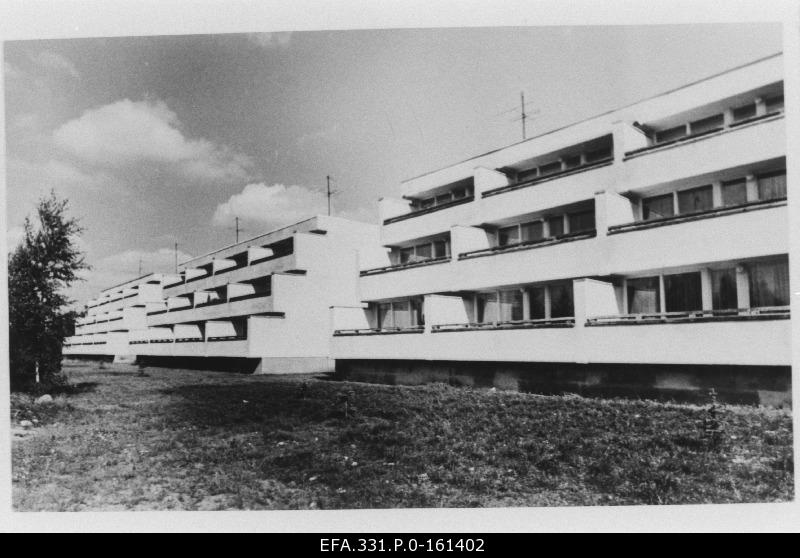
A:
228 217 246 244
496 91 540 140
326 175 339 216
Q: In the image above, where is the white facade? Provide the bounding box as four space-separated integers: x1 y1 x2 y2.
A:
332 53 792 375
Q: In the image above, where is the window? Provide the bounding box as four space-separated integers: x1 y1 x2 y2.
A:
548 216 564 237
689 114 723 135
766 95 784 114
498 290 523 322
518 167 538 181
711 268 738 310
415 243 432 260
397 239 449 264
563 154 581 169
568 210 595 233
528 287 546 319
664 272 702 312
757 170 786 200
655 125 686 144
498 225 520 246
378 298 424 329
627 277 660 314
721 178 747 207
748 260 789 307
399 247 414 264
419 198 435 209
539 161 562 176
476 292 498 324
435 192 453 205
642 194 675 220
550 283 574 318
521 221 544 243
378 302 393 329
585 146 612 162
733 103 756 122
433 240 449 258
452 187 468 199
677 185 713 214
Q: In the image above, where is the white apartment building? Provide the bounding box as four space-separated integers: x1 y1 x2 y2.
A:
330 52 791 405
64 215 383 374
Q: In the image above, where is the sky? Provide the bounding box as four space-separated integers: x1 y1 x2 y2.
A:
3 23 782 307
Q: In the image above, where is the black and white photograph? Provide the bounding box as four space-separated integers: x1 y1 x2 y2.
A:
2 0 798 533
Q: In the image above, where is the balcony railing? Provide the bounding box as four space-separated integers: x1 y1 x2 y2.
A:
458 229 596 260
482 157 613 198
607 198 786 235
431 317 575 332
333 325 425 336
383 196 474 225
360 256 450 276
586 306 789 326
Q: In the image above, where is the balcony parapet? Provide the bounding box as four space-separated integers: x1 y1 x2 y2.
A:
431 317 575 332
383 196 474 225
482 157 613 198
607 198 786 236
586 306 789 326
333 325 425 336
360 256 450 276
623 111 783 160
458 230 596 260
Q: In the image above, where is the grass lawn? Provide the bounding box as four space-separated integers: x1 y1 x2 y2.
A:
10 359 794 511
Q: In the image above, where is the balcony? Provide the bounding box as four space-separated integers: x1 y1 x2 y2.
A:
381 196 476 246
458 230 596 260
620 113 784 190
603 199 787 274
147 294 278 326
165 254 294 297
360 256 450 277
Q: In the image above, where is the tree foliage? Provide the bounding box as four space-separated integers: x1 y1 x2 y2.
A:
8 191 89 390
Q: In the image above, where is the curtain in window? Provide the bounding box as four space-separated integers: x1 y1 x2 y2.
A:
477 292 498 323
521 221 544 242
550 283 574 318
548 216 564 237
664 272 702 312
677 186 713 214
721 179 747 207
749 260 790 307
642 194 674 220
627 277 660 314
414 243 432 261
757 172 786 201
711 268 738 310
498 290 523 322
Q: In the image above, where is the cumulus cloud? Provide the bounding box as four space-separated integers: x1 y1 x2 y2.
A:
30 50 80 78
52 99 253 183
248 32 293 48
213 182 328 228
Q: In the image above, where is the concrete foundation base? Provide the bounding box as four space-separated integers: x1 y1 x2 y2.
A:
255 357 335 374
131 355 334 374
335 359 792 407
113 354 137 364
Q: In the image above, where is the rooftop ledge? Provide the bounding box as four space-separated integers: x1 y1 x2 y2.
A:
431 317 575 332
383 196 474 225
586 306 789 326
623 111 784 161
607 197 786 235
482 157 614 198
360 255 450 276
459 229 596 260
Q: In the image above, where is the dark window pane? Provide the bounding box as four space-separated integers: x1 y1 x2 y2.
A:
766 95 784 113
498 226 519 246
711 268 738 310
518 167 538 181
549 283 574 318
627 277 660 314
419 198 434 209
433 240 449 258
399 247 413 264
721 179 747 207
749 260 789 307
548 216 564 237
410 298 424 326
568 210 595 233
655 125 686 144
414 243 432 260
521 221 544 242
563 155 581 169
585 147 612 162
664 272 702 312
690 114 723 134
435 193 453 205
677 185 713 214
498 290 523 322
529 287 545 319
757 171 786 200
452 187 467 199
642 194 675 220
733 103 756 121
539 161 562 176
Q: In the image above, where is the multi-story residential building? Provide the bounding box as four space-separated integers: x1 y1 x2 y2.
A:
331 52 791 405
64 215 383 374
66 52 791 405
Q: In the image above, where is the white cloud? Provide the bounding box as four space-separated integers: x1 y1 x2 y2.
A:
248 32 293 48
30 50 80 78
213 182 327 228
52 99 253 183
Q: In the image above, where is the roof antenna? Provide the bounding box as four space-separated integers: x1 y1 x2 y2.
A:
326 175 338 216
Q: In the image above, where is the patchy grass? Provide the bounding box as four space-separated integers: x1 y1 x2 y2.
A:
11 360 793 510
